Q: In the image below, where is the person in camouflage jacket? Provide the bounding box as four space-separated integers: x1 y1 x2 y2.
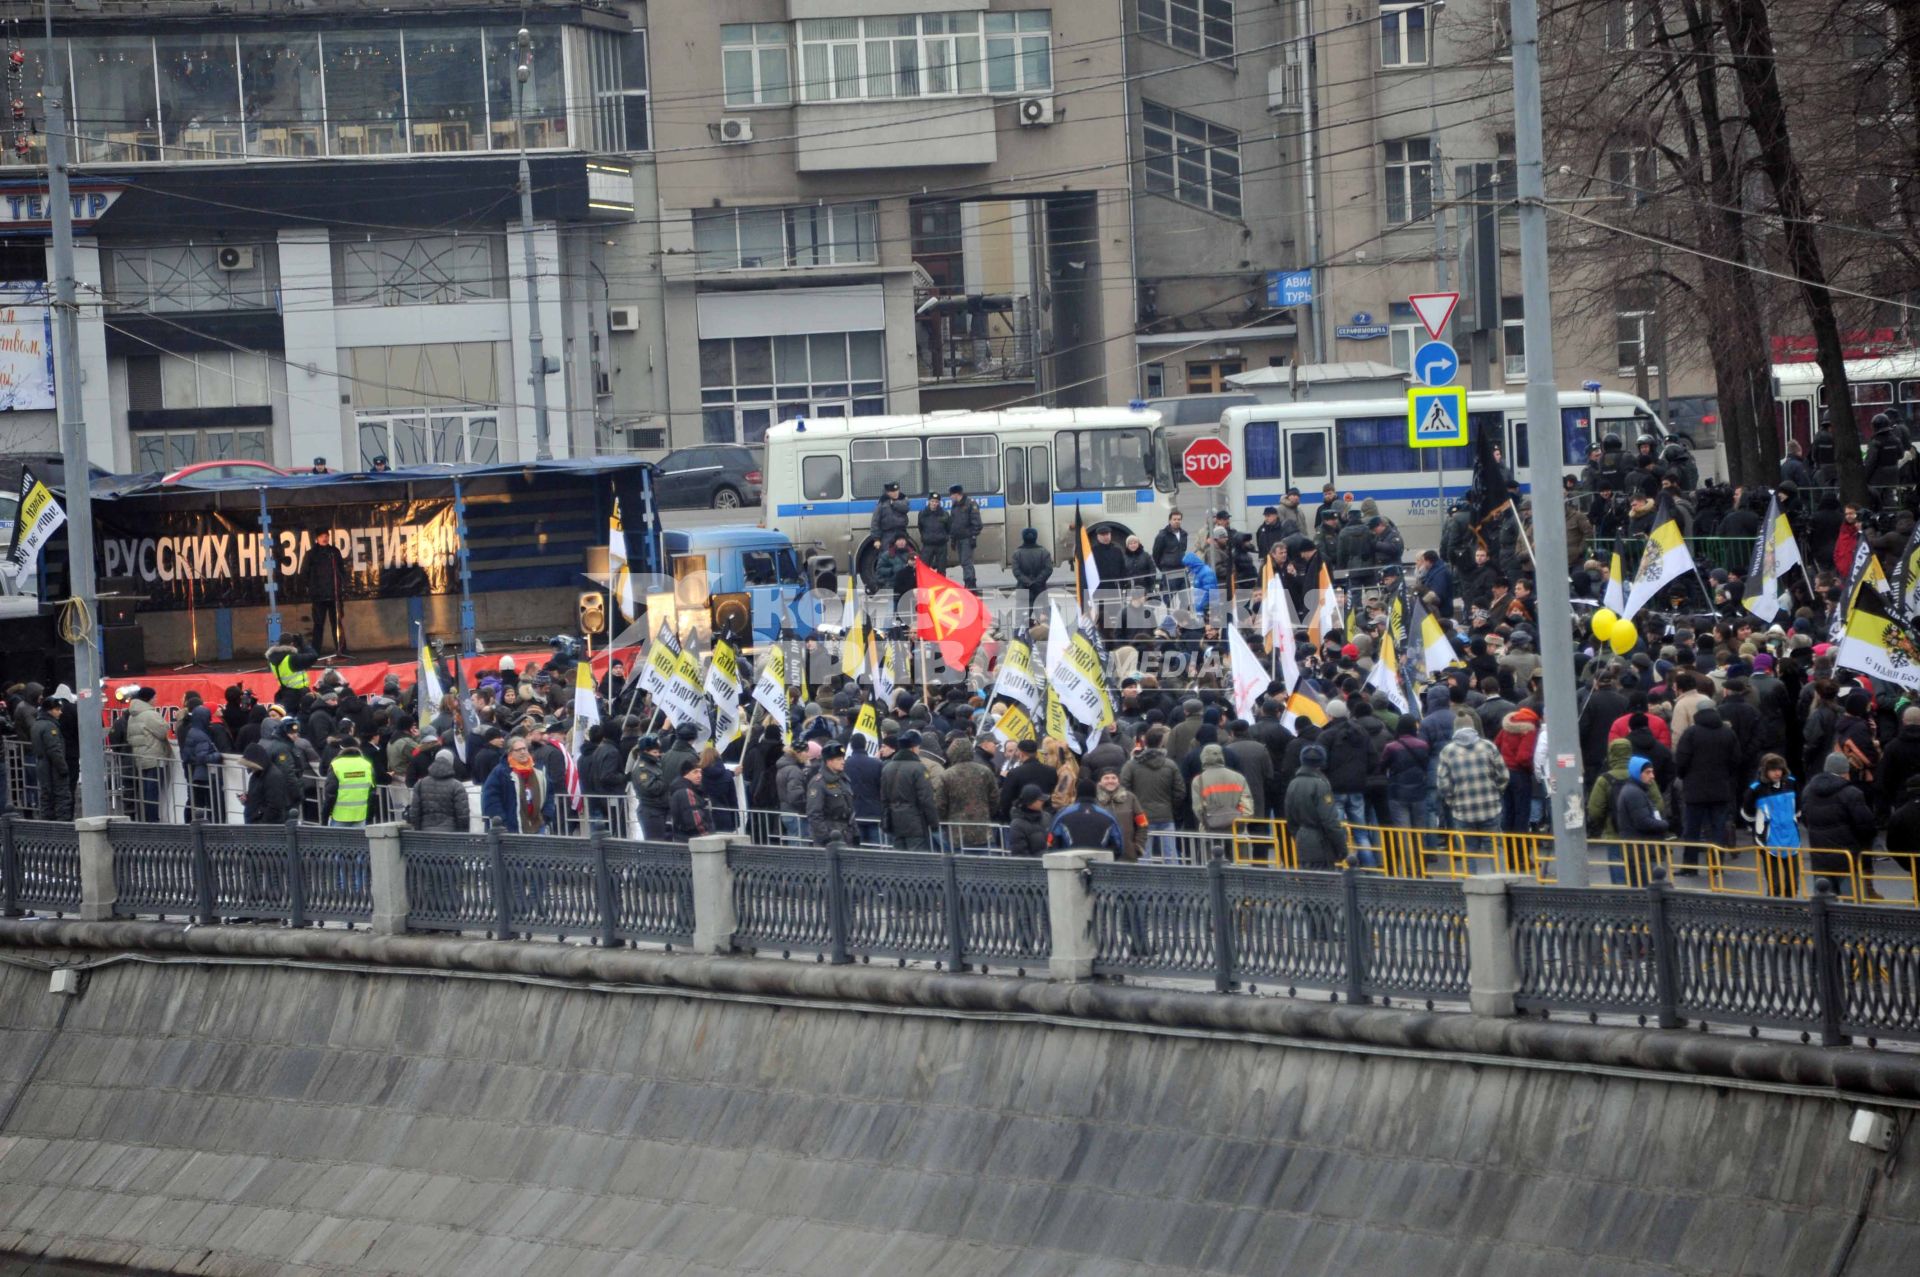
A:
938 732 1000 850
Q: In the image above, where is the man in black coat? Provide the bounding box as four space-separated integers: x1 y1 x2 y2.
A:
1151 510 1190 574
1674 705 1742 861
880 731 938 850
996 738 1058 821
1225 719 1276 818
1578 667 1629 779
302 529 351 655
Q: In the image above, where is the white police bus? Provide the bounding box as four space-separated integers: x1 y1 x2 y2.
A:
761 406 1176 579
1213 390 1671 547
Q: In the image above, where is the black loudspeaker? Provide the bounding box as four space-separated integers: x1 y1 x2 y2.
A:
97 596 139 627
101 624 146 676
96 576 141 627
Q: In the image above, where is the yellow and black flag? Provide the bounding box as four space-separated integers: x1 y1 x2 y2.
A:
1622 494 1696 620
1836 586 1920 692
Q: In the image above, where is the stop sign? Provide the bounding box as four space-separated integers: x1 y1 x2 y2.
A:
1182 437 1234 487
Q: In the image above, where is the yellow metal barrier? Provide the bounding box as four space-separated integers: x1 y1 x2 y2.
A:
1226 819 1920 907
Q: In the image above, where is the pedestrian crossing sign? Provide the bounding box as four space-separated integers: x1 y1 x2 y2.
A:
1407 386 1467 448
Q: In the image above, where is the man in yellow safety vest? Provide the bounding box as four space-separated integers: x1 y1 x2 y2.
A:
266 633 321 713
324 737 376 826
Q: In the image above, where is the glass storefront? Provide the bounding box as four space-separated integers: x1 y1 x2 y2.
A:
13 24 642 164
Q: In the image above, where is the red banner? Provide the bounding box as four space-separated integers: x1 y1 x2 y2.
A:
107 646 642 714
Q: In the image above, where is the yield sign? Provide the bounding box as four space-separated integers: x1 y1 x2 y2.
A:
1407 292 1459 340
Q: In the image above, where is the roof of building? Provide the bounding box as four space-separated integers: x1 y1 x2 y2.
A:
1225 361 1413 388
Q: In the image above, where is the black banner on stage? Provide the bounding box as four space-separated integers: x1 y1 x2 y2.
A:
94 499 459 610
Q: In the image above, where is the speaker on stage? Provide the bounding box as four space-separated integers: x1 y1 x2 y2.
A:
101 625 146 677
96 576 141 628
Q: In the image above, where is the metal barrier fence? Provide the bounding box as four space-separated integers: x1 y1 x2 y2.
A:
5 815 1920 1045
1086 861 1471 1002
730 842 1049 971
1509 875 1920 1046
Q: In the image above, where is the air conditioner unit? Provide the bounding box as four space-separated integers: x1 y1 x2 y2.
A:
608 305 640 332
1018 97 1055 127
215 245 254 271
718 117 754 143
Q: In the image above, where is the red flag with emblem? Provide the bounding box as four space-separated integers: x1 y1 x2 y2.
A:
915 558 987 670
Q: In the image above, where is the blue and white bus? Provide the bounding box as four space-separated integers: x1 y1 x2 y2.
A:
1215 390 1670 547
761 407 1177 578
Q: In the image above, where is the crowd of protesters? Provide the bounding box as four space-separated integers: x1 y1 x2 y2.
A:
4 413 1920 897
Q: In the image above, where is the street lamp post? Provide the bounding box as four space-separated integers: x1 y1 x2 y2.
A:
515 27 554 461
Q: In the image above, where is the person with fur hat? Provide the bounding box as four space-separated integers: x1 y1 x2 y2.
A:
806 742 859 846
881 730 939 849
265 631 321 712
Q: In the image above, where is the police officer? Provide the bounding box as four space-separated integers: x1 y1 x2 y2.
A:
869 481 911 551
265 633 320 713
946 483 982 589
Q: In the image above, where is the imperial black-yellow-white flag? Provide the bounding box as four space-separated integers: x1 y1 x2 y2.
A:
1836 586 1920 691
1622 495 1695 621
5 468 64 586
1741 493 1801 625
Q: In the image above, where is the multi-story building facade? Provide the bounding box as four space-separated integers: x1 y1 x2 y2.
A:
1121 0 1715 429
0 1 659 473
647 1 1138 448
1123 1 1299 398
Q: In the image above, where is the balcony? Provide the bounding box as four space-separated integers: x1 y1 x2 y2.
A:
915 292 1034 385
795 99 998 172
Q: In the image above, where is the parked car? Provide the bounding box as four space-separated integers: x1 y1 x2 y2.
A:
652 445 763 509
162 459 292 485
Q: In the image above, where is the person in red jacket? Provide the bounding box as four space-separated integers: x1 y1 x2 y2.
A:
1834 503 1863 577
1496 706 1541 833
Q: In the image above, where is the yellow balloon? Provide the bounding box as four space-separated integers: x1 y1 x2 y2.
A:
1609 619 1639 655
1590 608 1617 641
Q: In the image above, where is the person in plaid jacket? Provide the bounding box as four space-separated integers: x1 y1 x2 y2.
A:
1436 725 1510 838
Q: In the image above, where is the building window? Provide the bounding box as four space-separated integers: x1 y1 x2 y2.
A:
1380 2 1428 68
1143 362 1166 398
1616 288 1656 373
1184 359 1243 393
1140 0 1235 59
1387 302 1420 371
691 203 879 271
1384 137 1434 223
42 27 592 166
722 24 792 107
357 409 500 468
129 350 271 410
699 331 886 445
108 243 273 313
1603 0 1655 50
133 427 270 472
1607 146 1657 201
333 234 504 306
588 28 649 152
1143 102 1242 216
795 11 1049 103
1501 297 1525 380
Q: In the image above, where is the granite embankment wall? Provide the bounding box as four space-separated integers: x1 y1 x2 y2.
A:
0 923 1916 1276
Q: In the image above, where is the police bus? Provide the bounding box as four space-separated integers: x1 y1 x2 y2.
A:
760 406 1177 580
1771 353 1920 456
1212 389 1671 547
